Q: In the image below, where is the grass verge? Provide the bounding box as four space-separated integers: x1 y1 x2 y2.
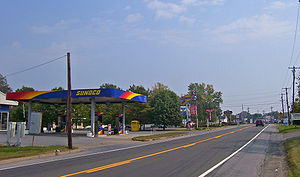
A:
284 137 300 177
195 125 231 131
278 125 300 134
0 145 75 160
132 132 187 141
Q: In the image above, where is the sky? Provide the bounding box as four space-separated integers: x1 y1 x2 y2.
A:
1 0 300 114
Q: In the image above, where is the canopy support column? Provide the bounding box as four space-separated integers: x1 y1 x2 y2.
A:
122 103 126 135
91 98 95 136
7 112 9 130
0 112 2 130
27 101 32 130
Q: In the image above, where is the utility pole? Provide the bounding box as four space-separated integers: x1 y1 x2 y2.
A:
281 93 285 118
283 88 291 125
288 66 300 112
67 52 72 149
270 106 273 112
247 107 250 113
242 104 244 112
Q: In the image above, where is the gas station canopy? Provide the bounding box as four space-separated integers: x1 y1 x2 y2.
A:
6 88 147 104
6 88 147 135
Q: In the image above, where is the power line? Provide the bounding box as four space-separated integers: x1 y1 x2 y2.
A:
222 90 279 97
281 2 300 89
290 2 300 66
222 101 280 107
5 55 66 77
224 94 280 102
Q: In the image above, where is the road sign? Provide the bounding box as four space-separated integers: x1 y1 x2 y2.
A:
181 94 192 103
180 106 187 116
224 110 232 115
190 106 197 115
206 109 215 121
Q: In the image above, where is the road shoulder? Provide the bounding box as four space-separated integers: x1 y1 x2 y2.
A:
210 124 288 177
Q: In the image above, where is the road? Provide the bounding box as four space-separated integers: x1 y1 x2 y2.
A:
0 125 267 177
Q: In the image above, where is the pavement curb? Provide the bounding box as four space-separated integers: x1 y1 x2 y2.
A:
0 148 82 166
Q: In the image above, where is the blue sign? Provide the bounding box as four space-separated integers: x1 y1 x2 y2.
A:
180 106 187 116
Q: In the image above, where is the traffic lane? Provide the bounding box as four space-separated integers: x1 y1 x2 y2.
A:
0 125 260 177
0 125 257 177
209 124 273 177
74 126 264 177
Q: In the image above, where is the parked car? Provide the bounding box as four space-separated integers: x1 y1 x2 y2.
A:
256 120 264 126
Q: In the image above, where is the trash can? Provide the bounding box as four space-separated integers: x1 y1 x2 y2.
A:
131 121 139 132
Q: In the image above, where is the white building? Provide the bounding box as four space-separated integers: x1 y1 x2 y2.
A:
0 91 18 131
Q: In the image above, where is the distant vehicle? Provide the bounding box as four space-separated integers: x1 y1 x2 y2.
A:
256 120 264 127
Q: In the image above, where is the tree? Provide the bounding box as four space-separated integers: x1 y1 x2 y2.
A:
127 85 152 126
151 89 181 130
149 82 169 98
98 83 122 126
10 86 35 123
0 74 12 93
100 83 120 89
128 84 150 96
15 86 35 92
187 83 223 123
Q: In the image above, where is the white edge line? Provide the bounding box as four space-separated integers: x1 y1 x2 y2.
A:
0 132 196 171
198 124 270 177
0 125 248 171
0 142 154 171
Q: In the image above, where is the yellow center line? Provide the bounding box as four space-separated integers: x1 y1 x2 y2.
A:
60 125 252 177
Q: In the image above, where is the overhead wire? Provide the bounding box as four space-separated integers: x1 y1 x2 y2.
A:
222 101 280 107
222 90 279 98
290 1 300 66
5 55 66 77
282 2 300 89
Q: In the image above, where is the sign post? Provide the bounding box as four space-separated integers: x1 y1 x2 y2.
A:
206 109 215 128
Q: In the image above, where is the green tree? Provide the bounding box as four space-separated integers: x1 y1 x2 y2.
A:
0 74 12 93
98 83 122 126
127 85 152 126
100 83 120 89
151 89 181 130
149 82 169 98
10 86 35 122
15 86 35 92
187 83 223 123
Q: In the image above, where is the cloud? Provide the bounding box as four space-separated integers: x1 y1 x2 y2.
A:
11 41 22 48
265 1 294 10
147 0 186 19
182 0 226 6
31 19 79 34
125 13 143 23
179 15 196 24
124 5 131 10
146 0 225 20
211 14 292 43
211 0 225 5
181 0 197 5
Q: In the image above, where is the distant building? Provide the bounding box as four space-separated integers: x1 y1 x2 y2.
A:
0 91 18 131
237 111 251 123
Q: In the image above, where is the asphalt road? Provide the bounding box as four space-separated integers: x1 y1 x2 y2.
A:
0 125 266 177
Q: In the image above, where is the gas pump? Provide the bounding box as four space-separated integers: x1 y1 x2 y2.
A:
96 112 103 135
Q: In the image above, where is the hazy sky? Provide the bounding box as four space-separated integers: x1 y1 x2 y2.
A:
1 0 299 114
